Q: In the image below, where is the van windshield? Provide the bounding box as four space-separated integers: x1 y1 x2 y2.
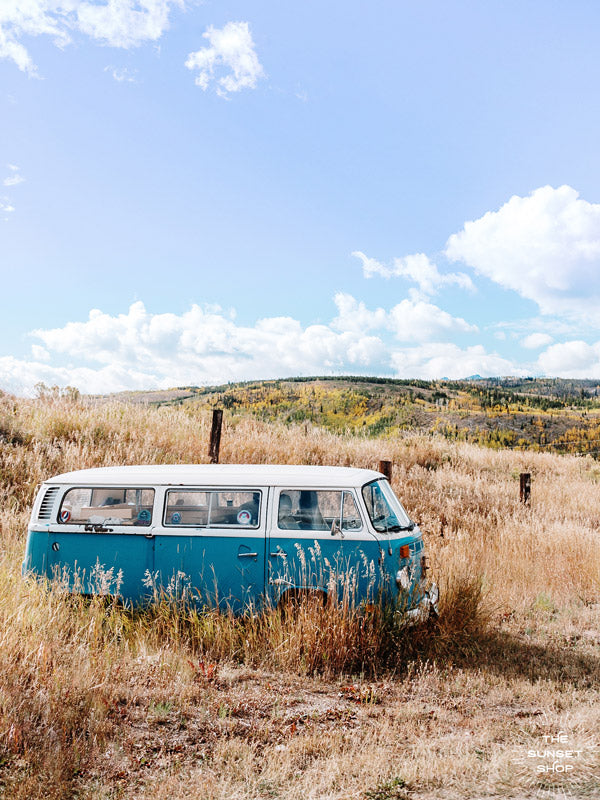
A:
361 480 413 533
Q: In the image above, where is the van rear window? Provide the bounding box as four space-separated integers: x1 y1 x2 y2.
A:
164 490 261 528
58 488 155 526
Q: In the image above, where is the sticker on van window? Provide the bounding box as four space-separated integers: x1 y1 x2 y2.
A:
171 512 182 525
59 509 71 523
237 509 252 525
137 509 151 525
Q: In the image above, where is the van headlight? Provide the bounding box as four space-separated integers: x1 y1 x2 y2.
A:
427 583 439 608
396 566 411 591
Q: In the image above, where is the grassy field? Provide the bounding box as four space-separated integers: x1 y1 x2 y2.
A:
0 392 599 799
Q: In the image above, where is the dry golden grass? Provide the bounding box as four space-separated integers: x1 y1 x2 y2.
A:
0 393 599 799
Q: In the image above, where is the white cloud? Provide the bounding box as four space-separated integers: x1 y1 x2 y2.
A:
331 293 388 333
388 299 477 341
536 340 600 378
3 165 24 186
185 21 264 97
521 332 554 350
104 64 138 82
332 292 477 341
0 1 184 75
22 300 387 393
77 0 182 49
445 185 600 318
0 295 491 395
0 2 70 76
353 250 474 298
1 165 23 215
390 343 520 380
0 354 160 396
3 174 24 186
31 344 51 362
0 29 37 74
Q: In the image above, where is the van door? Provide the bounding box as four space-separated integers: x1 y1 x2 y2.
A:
267 488 353 606
155 487 266 613
47 486 156 603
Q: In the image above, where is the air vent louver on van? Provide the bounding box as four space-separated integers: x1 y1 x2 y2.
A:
38 487 59 520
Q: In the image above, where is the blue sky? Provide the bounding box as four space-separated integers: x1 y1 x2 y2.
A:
2 1 600 394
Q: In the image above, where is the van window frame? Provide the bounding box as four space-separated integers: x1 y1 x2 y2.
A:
56 486 156 527
162 487 263 530
275 487 364 533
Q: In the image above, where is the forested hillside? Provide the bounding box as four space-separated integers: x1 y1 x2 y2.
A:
106 376 600 456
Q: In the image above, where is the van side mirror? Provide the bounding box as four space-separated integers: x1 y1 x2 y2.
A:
330 519 343 537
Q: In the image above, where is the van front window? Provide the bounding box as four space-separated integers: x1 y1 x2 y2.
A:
361 480 412 533
277 490 362 531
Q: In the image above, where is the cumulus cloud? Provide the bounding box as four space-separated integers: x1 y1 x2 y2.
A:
185 21 264 97
331 293 388 333
24 301 387 392
0 354 160 396
0 296 497 395
30 344 51 362
0 1 184 75
388 299 477 341
536 340 600 378
353 251 474 298
390 343 520 380
521 332 554 350
332 292 477 340
445 185 600 318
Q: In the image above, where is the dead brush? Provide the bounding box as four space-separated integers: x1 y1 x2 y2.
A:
0 575 126 799
425 571 492 660
115 581 489 678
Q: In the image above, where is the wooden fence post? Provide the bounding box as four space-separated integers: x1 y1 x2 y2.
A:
520 472 531 504
379 459 393 482
209 409 223 464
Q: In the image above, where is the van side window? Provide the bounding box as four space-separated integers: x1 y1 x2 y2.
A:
278 490 362 531
58 488 155 526
164 490 261 528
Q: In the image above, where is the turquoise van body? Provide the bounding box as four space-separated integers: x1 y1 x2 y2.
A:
23 465 438 618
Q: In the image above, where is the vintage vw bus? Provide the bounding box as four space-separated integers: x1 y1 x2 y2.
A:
23 464 438 617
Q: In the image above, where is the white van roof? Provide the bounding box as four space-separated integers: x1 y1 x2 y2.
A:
45 464 384 488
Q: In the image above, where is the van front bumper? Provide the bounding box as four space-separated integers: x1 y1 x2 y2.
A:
403 582 439 623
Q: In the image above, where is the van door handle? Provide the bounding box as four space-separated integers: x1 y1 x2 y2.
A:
270 551 286 558
238 552 258 558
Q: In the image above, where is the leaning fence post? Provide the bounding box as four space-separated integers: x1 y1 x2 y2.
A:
379 459 393 482
209 409 223 464
520 472 531 504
